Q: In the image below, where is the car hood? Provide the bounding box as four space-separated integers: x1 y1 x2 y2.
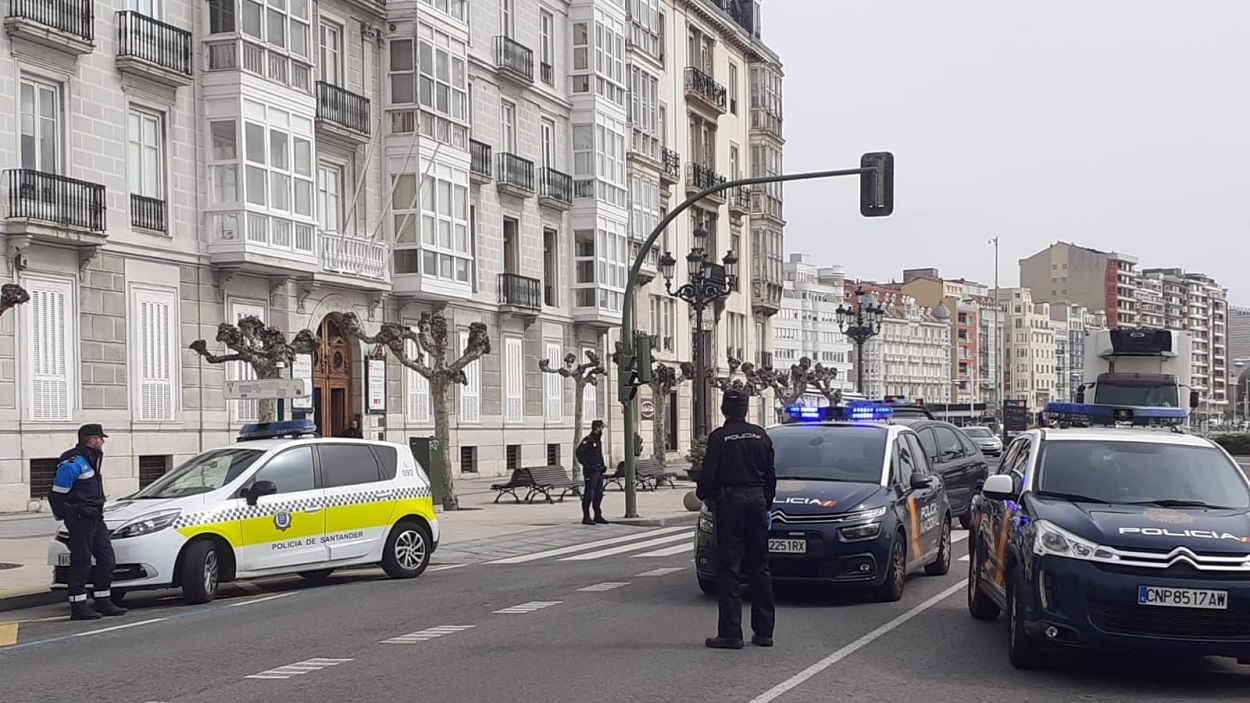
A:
1030 498 1250 554
971 436 1001 446
770 480 886 520
100 494 210 529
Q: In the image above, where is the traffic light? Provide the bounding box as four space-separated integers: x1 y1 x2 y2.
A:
635 331 654 384
860 151 894 217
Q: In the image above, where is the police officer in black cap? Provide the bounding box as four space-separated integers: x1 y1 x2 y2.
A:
696 388 776 649
575 419 609 525
48 424 127 620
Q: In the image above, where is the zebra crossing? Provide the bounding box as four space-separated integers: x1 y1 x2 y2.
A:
480 525 695 565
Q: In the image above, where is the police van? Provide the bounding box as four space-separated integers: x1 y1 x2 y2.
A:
966 401 1250 669
695 401 954 602
47 420 439 605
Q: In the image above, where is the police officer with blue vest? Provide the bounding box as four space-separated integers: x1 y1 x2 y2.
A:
49 424 127 620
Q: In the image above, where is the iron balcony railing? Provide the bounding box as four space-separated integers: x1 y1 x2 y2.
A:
662 147 681 179
7 169 107 232
538 168 572 204
116 10 191 75
540 62 553 85
470 140 492 179
315 81 371 135
684 66 727 111
686 162 726 192
498 273 541 310
8 0 93 42
129 194 165 232
497 152 535 192
493 35 534 81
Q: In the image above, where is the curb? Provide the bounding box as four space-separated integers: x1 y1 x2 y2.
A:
612 512 700 528
0 586 60 613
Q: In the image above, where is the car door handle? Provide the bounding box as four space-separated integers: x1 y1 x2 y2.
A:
375 490 395 499
303 505 322 514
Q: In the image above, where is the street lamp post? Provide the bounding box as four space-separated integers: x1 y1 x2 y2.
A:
658 228 738 441
835 286 886 394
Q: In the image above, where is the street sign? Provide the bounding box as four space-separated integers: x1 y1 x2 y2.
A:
641 398 655 420
860 151 895 217
224 378 310 400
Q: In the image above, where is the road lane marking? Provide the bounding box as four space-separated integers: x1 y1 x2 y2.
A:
428 563 470 572
74 618 166 637
381 624 475 644
577 582 630 592
747 580 967 703
958 555 970 562
559 531 694 561
487 526 691 564
246 657 352 680
632 542 692 558
637 567 686 577
0 623 16 647
493 600 562 614
227 593 296 607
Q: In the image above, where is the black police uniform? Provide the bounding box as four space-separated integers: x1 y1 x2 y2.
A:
696 389 776 648
48 424 126 620
575 421 609 525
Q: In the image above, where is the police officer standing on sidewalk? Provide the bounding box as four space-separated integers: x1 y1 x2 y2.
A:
696 389 776 649
575 420 610 525
48 424 127 621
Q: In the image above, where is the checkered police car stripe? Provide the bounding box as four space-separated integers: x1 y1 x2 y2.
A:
171 484 431 528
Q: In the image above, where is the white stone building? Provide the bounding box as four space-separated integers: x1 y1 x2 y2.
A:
858 294 952 403
997 288 1056 412
0 0 785 510
773 254 852 405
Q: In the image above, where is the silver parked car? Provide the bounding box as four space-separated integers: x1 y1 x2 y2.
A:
960 426 1002 457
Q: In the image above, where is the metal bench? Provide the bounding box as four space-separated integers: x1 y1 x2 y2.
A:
490 468 533 503
525 465 582 503
605 459 678 491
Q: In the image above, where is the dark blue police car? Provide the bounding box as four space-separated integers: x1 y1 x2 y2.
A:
695 402 954 602
967 401 1250 669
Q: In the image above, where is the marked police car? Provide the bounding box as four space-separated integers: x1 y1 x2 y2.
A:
47 420 439 605
966 401 1250 668
695 402 954 602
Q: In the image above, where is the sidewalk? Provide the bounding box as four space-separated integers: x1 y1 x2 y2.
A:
0 472 700 611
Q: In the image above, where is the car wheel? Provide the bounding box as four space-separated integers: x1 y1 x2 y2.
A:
697 574 717 596
925 515 952 575
966 546 1000 621
181 539 219 605
873 532 907 602
958 512 973 530
1007 576 1047 669
298 569 336 581
382 520 431 579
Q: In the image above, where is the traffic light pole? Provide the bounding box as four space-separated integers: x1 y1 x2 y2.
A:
618 164 885 518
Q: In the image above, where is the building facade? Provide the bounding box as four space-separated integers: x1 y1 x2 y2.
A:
997 288 1056 411
1139 268 1231 414
1019 242 1140 329
0 0 786 511
773 254 852 404
1048 302 1104 402
855 290 951 403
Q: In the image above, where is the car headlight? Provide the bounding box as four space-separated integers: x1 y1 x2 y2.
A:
1032 519 1104 561
839 522 882 541
838 506 888 523
112 509 182 539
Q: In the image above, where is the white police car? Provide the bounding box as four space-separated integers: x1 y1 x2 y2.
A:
47 420 439 605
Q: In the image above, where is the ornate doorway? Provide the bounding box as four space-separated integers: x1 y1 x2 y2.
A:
314 313 355 437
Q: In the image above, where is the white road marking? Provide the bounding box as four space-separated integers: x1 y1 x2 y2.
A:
381 624 475 644
427 563 470 572
953 532 970 544
493 600 562 614
637 567 686 577
486 525 691 564
560 531 694 561
747 580 966 703
577 582 630 592
632 541 692 558
958 555 970 562
246 657 352 680
74 618 166 637
227 592 296 607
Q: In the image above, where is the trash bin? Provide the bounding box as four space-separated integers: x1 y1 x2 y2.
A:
409 436 444 506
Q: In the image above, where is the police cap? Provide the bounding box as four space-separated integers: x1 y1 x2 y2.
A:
721 388 751 415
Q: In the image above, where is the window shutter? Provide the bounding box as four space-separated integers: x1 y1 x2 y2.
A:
137 291 176 422
544 342 562 422
504 336 523 423
227 302 265 422
405 339 430 423
459 330 481 423
26 279 73 421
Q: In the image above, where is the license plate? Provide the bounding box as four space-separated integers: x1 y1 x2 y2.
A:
1137 585 1229 609
57 554 71 567
768 538 806 554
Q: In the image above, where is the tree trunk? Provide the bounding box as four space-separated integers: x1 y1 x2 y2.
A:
571 379 584 482
650 383 668 464
431 379 459 510
255 367 282 423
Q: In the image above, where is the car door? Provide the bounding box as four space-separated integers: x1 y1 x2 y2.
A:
904 431 944 558
317 442 395 561
982 436 1031 591
894 434 932 564
236 445 329 572
932 426 974 512
954 430 990 490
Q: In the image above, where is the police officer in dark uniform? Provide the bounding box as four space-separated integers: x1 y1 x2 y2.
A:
575 419 609 525
696 389 776 649
48 424 127 620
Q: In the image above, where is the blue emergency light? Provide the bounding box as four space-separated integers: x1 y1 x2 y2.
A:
783 401 894 423
1041 402 1187 428
238 419 319 442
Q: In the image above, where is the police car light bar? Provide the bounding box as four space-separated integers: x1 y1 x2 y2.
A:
783 401 894 423
1041 402 1187 428
238 419 319 442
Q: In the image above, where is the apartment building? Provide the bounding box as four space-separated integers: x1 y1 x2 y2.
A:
1139 267 1231 413
973 288 1004 412
1048 302 1105 402
773 254 852 403
844 283 950 402
896 268 986 404
997 288 1056 411
1019 242 1140 328
0 0 786 510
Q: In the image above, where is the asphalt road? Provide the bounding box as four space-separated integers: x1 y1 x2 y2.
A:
3 521 1250 703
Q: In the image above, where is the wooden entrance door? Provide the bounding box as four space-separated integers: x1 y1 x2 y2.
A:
315 313 355 437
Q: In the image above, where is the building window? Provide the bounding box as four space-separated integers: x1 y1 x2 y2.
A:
649 295 675 351
543 228 558 306
22 275 76 421
405 339 431 423
207 119 239 203
500 100 516 153
504 336 523 423
319 19 342 85
127 107 165 229
132 285 179 422
573 219 627 312
628 0 661 60
241 0 310 59
20 76 60 174
628 66 659 160
571 115 626 207
629 173 659 246
593 13 627 106
539 11 554 84
419 0 465 22
499 0 513 37
728 62 738 114
459 330 481 423
388 27 469 149
207 0 235 33
544 342 563 421
243 118 313 217
317 163 342 233
391 163 471 282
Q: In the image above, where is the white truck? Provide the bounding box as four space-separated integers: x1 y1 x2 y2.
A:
1075 327 1199 414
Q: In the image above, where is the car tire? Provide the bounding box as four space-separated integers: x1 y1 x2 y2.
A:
1007 576 1047 669
925 515 952 576
697 574 717 596
298 569 336 581
382 520 432 579
966 543 1000 621
873 531 907 602
181 539 220 605
958 512 973 531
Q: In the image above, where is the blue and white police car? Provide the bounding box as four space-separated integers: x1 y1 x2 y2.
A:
694 401 954 602
966 401 1250 668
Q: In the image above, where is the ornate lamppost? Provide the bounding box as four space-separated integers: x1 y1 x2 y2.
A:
658 226 738 440
836 286 886 394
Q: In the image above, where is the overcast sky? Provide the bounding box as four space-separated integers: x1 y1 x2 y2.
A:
764 0 1249 307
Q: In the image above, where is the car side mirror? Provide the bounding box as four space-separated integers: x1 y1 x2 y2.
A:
909 472 933 490
1074 388 1085 404
1189 390 1200 409
246 480 278 506
982 474 1016 501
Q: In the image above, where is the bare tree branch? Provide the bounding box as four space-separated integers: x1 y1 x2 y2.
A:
538 349 607 480
0 284 30 317
188 315 319 422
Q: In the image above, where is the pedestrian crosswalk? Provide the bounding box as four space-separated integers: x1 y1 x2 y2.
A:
483 525 694 565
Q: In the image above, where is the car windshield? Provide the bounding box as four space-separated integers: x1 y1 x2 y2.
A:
964 427 994 438
769 425 887 484
1093 382 1179 408
131 447 266 499
1035 440 1250 508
